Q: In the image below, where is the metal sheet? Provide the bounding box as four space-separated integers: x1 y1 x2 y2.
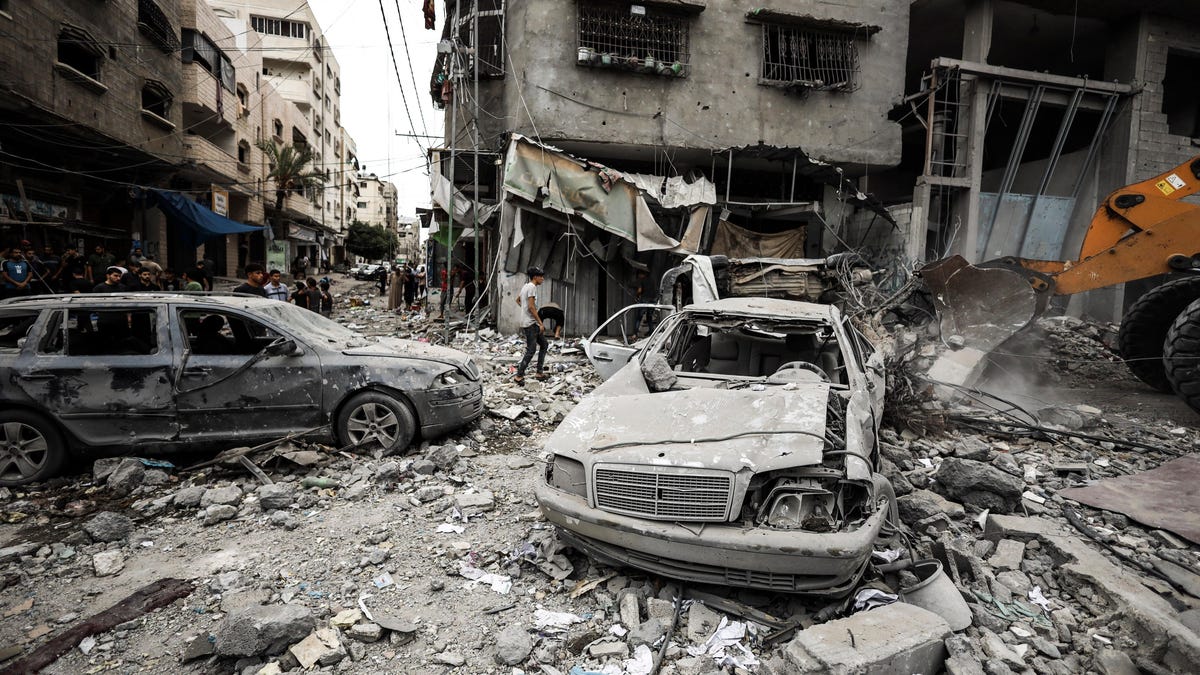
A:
1060 455 1200 545
1018 196 1075 260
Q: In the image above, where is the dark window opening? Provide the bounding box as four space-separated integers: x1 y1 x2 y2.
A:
272 118 284 138
577 1 690 76
181 29 234 93
57 25 103 80
0 0 10 15
238 140 250 163
138 0 179 53
63 310 158 356
141 80 172 118
0 311 40 353
1163 50 1200 138
456 0 506 79
760 23 859 91
250 15 309 39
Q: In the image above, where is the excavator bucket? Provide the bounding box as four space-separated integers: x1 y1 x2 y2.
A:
919 255 1041 353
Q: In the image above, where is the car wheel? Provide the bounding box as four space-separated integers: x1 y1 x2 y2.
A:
336 391 416 455
0 411 66 487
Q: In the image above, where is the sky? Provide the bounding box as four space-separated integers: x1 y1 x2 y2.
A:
308 0 444 217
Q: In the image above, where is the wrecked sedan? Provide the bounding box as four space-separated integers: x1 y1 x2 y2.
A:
0 293 482 486
537 297 895 595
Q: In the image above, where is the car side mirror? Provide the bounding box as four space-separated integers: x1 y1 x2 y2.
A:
262 337 298 357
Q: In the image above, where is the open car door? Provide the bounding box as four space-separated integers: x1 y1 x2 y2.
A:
583 304 674 380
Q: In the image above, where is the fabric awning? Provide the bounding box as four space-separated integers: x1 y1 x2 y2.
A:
146 189 265 250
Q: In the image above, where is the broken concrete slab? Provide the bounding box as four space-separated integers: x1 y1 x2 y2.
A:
784 603 951 674
215 604 316 657
989 539 1026 571
935 457 1024 512
985 514 1200 671
1060 454 1200 545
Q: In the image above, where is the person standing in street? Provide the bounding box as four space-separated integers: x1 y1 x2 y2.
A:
303 277 322 312
92 266 126 293
317 280 333 317
263 269 290 301
232 262 268 297
86 244 115 284
514 266 548 384
179 270 203 292
1 248 33 300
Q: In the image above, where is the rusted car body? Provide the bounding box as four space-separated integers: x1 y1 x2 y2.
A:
537 297 894 595
0 293 482 485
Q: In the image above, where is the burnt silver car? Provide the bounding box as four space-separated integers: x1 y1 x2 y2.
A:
0 293 482 486
537 297 895 595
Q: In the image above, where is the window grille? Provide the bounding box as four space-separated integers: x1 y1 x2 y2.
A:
137 0 179 53
250 15 309 40
759 24 859 92
577 2 689 77
455 0 506 79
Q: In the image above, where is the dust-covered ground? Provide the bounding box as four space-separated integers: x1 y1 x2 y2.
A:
1 279 1198 675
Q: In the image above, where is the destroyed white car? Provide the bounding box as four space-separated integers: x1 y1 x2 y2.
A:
537 297 896 595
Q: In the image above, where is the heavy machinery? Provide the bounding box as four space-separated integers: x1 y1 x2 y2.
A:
921 155 1200 414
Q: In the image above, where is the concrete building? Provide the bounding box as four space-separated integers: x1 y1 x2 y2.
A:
857 0 1200 319
0 0 185 254
208 0 358 271
430 0 913 333
355 172 399 238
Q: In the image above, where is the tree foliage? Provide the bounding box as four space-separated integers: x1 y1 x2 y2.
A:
345 221 398 260
256 140 325 211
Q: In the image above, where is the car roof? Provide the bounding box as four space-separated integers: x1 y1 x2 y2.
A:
0 292 275 310
681 297 839 321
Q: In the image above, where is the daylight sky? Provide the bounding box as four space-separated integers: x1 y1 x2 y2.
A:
308 0 444 217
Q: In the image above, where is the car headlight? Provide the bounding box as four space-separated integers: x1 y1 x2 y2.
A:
436 371 463 386
758 479 837 531
546 455 586 498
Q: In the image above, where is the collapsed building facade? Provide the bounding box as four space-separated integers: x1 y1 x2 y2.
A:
428 0 1200 333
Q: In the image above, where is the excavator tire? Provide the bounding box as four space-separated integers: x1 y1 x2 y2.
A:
1118 277 1200 392
1163 296 1200 415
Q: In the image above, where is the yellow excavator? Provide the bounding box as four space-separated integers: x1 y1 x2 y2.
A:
920 155 1200 414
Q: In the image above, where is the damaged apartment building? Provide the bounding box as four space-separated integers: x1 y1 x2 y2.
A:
427 0 1200 333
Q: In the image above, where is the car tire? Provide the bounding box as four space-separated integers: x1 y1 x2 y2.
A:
336 391 417 455
1119 277 1200 392
0 410 67 487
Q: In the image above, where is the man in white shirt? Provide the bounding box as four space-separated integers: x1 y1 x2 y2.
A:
263 269 290 302
515 266 548 384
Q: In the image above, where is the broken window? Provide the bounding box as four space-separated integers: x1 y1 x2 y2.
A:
1162 50 1200 138
181 311 279 356
237 140 250 164
0 311 40 354
577 1 690 76
56 310 159 356
137 0 179 53
57 24 104 82
758 23 860 91
141 79 172 119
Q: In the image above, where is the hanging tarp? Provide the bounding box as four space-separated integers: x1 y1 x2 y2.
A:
501 135 679 252
145 189 265 251
624 173 718 209
711 219 806 259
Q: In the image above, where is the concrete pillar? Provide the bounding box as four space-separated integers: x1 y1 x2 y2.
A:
957 1 994 263
909 179 932 262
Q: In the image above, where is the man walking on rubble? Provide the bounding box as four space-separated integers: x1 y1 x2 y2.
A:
514 266 549 385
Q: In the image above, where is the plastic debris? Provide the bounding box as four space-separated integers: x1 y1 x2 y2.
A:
458 562 513 594
436 523 466 534
534 608 586 632
852 588 899 612
1028 586 1053 612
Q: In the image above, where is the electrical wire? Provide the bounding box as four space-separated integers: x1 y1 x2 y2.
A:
393 0 430 139
377 0 426 156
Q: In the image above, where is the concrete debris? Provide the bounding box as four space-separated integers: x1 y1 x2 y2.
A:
0 289 1195 674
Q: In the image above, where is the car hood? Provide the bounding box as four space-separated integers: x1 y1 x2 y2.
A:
549 385 830 472
343 337 475 373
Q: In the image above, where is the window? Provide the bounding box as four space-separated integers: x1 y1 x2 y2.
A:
1163 50 1200 138
272 118 284 139
181 29 235 93
456 0 506 78
141 79 172 118
357 201 368 208
50 309 159 356
313 38 323 62
180 310 279 356
250 15 309 39
0 311 40 354
137 0 179 53
758 23 862 92
57 24 104 82
238 140 250 164
577 1 690 77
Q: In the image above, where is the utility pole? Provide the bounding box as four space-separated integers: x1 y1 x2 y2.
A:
445 0 461 343
470 0 481 323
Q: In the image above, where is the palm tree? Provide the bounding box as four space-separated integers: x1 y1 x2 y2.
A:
256 140 325 211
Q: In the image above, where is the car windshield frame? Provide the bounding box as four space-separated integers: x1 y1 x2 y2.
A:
252 302 367 346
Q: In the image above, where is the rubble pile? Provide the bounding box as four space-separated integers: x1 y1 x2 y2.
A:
0 280 1197 674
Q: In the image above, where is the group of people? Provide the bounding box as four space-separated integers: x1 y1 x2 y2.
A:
233 264 334 317
384 263 427 313
1 242 214 299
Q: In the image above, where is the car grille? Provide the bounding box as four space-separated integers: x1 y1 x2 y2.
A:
593 465 732 521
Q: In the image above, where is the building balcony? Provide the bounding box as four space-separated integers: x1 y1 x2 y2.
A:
182 134 239 182
181 62 237 129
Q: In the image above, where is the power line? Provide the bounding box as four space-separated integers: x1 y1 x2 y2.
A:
376 0 426 156
393 0 430 138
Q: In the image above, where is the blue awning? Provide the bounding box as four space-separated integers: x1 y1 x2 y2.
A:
145 189 265 251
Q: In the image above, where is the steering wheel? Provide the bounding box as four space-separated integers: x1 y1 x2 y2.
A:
768 361 830 384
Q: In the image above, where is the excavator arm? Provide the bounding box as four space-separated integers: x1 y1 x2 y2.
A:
981 155 1200 295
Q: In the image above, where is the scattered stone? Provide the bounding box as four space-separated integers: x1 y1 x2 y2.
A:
203 504 239 526
256 484 295 511
83 511 134 542
494 624 533 665
329 609 363 630
934 457 1024 512
454 491 495 514
619 591 642 630
1092 649 1140 675
588 639 629 658
183 634 216 662
201 485 244 507
415 486 446 502
289 627 344 668
106 459 146 495
640 353 677 392
686 602 719 644
347 622 382 643
411 459 437 475
92 550 125 577
173 486 205 508
785 603 952 673
215 604 315 657
989 539 1026 571
427 444 458 470
897 489 965 523
433 651 466 666
629 618 666 647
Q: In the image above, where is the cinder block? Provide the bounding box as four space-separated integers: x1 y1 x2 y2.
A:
784 603 952 674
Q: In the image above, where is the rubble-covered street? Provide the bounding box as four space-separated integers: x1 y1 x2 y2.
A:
0 276 1197 675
